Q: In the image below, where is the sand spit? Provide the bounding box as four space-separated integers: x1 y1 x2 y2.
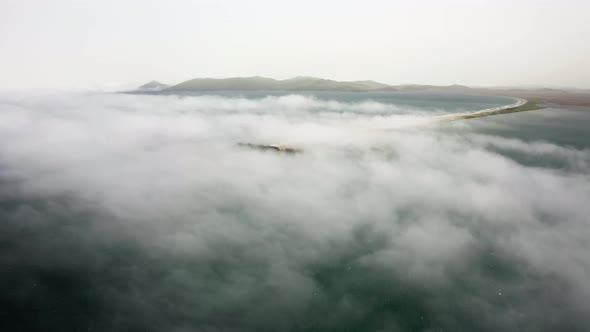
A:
433 98 528 123
242 98 537 152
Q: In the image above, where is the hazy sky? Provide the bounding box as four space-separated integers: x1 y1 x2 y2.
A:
1 0 589 89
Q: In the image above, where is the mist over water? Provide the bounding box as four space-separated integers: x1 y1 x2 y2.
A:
1 91 589 332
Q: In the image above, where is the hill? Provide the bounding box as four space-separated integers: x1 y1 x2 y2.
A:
138 80 169 90
135 78 590 106
163 76 393 92
139 77 476 93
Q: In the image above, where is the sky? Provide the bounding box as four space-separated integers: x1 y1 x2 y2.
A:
0 0 589 89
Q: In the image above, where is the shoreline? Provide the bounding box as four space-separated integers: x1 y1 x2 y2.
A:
433 97 543 122
246 97 546 151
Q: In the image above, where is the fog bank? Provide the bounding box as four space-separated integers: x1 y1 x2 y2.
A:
0 92 589 331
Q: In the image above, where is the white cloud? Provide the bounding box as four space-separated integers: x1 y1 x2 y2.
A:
0 91 589 331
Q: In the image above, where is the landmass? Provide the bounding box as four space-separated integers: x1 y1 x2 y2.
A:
133 76 590 154
424 86 590 107
135 76 590 107
138 80 170 90
237 143 302 154
164 76 391 92
433 98 533 122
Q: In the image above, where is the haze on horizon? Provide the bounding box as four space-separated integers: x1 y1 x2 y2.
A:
1 0 589 90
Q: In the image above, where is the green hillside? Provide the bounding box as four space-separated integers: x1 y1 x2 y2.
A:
138 77 481 93
164 76 394 92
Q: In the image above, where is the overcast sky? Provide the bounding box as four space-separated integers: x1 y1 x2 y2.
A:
1 0 589 89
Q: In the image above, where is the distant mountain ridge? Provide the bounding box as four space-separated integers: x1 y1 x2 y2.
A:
136 76 588 95
137 76 478 93
138 80 170 90
163 76 393 92
134 77 590 106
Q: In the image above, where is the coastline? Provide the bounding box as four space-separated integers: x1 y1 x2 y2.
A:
433 97 543 122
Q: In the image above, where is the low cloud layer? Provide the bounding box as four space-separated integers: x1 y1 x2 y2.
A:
0 92 589 331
